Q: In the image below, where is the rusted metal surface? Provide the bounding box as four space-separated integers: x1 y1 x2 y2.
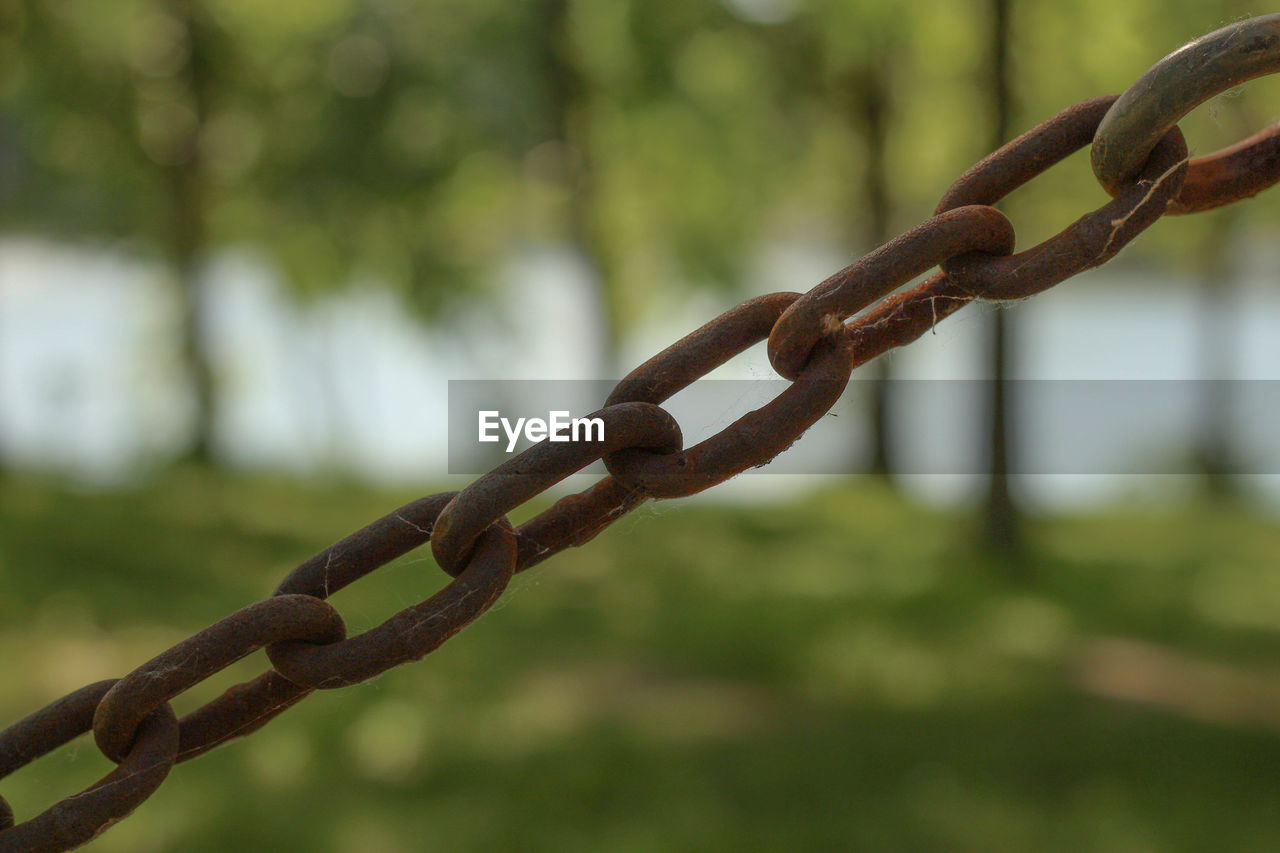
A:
1165 123 1280 214
605 295 857 498
431 402 681 574
766 206 1014 382
268 515 517 689
5 15 1280 850
841 270 977 368
1092 14 1280 206
612 292 801 401
939 96 1188 300
93 596 346 763
0 683 178 853
512 475 649 572
175 671 311 762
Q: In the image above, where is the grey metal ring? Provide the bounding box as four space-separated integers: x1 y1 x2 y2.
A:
1092 14 1280 199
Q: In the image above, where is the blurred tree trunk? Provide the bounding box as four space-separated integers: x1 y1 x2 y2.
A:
1194 212 1240 499
1187 62 1252 502
842 65 894 480
535 0 623 379
982 0 1022 557
167 0 218 465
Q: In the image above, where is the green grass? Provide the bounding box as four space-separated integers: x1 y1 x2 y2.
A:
2 470 1279 852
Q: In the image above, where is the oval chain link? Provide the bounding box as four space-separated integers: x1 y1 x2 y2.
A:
939 96 1188 300
766 206 1014 382
430 402 681 575
1092 13 1280 209
0 683 178 853
604 292 857 498
92 595 346 764
267 502 517 688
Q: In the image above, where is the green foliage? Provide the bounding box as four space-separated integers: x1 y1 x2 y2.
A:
2 472 1280 850
3 0 526 308
4 1 1278 314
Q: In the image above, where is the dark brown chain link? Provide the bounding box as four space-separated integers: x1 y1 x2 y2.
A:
4 15 1280 851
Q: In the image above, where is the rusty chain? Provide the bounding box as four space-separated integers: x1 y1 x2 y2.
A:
5 14 1280 851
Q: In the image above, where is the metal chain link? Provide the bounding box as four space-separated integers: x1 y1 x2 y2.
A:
5 14 1280 851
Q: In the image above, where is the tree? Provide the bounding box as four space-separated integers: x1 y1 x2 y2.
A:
529 0 622 375
3 0 230 462
981 0 1021 557
1 0 530 463
841 63 895 479
1191 211 1240 498
519 0 806 377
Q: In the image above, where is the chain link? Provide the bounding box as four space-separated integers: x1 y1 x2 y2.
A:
1091 13 1280 205
431 402 682 573
606 292 857 498
0 683 177 853
940 95 1189 300
4 14 1280 850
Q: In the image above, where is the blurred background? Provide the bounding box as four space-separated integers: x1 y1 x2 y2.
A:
3 0 1280 850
